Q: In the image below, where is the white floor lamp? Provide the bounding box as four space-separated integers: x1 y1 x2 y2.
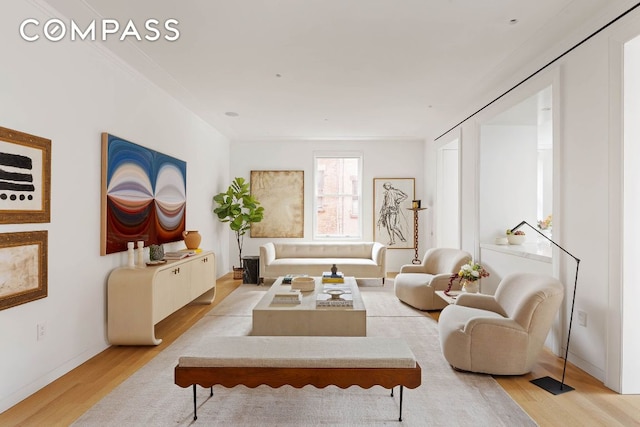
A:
509 220 580 395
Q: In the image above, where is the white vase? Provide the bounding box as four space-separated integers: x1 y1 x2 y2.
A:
462 280 479 293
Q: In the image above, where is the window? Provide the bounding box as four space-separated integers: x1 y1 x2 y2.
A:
314 153 362 239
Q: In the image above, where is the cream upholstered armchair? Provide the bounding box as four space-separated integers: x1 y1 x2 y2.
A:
438 273 564 375
393 248 471 311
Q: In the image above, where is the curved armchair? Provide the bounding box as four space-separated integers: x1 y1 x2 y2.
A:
394 248 471 310
438 273 564 375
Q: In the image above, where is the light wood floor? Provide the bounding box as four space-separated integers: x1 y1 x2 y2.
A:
1 273 639 426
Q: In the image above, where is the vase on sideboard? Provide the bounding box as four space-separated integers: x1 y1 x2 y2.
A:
183 230 202 250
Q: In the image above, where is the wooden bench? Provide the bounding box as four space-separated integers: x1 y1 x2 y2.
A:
174 336 422 422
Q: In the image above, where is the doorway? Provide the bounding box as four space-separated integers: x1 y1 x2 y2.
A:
435 136 460 248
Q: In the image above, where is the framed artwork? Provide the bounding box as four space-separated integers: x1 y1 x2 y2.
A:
250 170 304 238
0 231 48 311
373 178 415 249
0 126 51 224
101 133 187 255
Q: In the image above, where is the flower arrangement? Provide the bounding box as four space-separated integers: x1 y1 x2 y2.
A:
444 260 490 295
458 261 489 281
538 214 552 230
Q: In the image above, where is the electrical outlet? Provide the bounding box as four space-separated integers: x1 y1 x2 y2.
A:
577 310 587 327
37 322 46 341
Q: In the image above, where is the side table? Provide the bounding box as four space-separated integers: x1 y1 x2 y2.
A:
242 255 260 284
435 290 461 305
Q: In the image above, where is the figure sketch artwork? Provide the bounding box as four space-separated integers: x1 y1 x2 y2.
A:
250 170 304 238
0 231 48 311
373 178 415 249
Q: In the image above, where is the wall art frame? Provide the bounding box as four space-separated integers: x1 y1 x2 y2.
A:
101 133 187 255
0 230 48 311
250 170 304 238
373 177 415 249
0 126 51 224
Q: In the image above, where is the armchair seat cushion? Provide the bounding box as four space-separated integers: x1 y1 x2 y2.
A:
394 273 438 311
393 248 471 311
438 306 504 336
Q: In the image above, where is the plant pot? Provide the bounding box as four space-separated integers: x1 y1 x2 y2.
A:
233 267 243 280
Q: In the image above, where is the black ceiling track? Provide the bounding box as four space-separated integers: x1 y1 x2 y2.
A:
435 2 640 141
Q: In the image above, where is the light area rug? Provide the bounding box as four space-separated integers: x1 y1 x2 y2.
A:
73 283 536 426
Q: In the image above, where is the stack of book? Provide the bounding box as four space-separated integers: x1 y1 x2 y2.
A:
321 271 344 283
282 274 308 285
271 289 302 305
164 250 196 260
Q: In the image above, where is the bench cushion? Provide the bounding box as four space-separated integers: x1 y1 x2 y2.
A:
178 336 416 369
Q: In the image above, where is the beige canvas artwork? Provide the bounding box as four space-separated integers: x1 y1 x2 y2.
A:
250 170 304 238
0 230 47 311
0 244 40 298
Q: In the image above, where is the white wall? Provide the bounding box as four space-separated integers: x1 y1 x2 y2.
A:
228 139 426 273
622 33 640 393
426 11 640 391
479 124 538 244
435 139 460 248
0 3 230 412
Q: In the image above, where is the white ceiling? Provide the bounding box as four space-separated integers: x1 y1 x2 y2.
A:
43 0 638 141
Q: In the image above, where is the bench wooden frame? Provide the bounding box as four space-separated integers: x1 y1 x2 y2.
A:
175 363 422 421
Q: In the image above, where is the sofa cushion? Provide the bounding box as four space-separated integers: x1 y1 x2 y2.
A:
260 242 386 281
275 242 374 259
270 258 377 267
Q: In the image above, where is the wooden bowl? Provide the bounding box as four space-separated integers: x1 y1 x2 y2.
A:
507 234 526 245
291 276 315 292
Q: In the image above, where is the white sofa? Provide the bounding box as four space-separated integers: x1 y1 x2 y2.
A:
259 242 386 284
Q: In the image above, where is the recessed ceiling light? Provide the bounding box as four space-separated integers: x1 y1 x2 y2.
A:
225 112 239 117
509 19 519 25
275 73 282 78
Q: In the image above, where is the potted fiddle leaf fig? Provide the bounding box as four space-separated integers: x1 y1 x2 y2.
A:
213 177 264 279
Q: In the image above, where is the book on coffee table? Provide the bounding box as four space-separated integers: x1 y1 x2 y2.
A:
282 274 308 285
316 293 353 307
322 271 345 283
272 289 302 304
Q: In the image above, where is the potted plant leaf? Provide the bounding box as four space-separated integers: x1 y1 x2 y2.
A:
213 177 264 280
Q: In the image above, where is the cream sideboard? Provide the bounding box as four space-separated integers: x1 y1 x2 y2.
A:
107 251 216 345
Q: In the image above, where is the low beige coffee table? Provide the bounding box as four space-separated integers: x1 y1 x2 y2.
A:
252 276 366 336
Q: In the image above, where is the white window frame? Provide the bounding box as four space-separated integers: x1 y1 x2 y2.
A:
313 151 363 240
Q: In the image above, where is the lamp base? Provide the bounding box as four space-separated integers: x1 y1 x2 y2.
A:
530 376 574 395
